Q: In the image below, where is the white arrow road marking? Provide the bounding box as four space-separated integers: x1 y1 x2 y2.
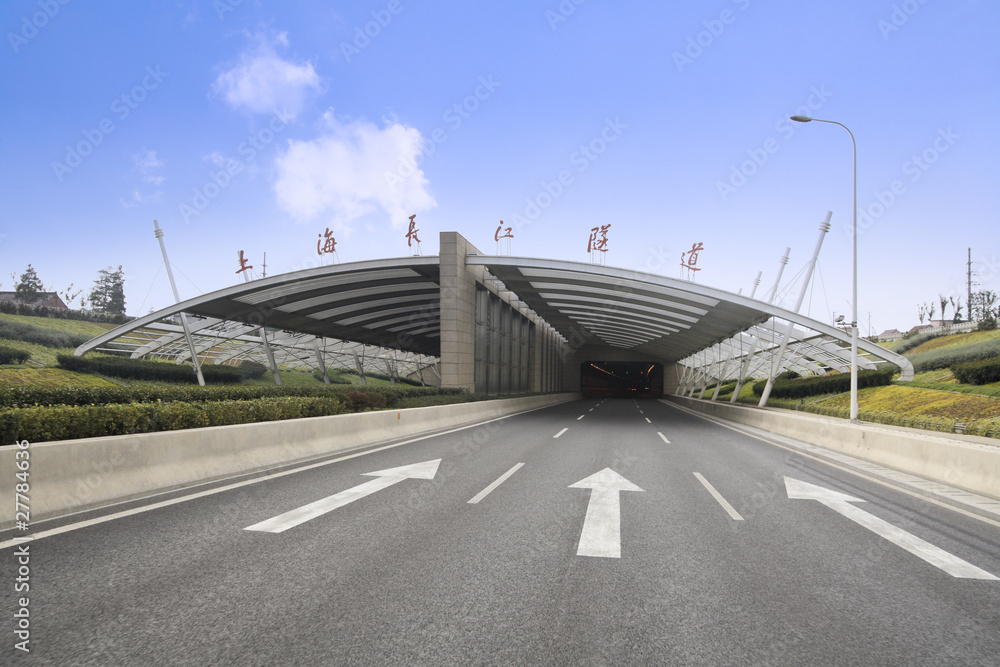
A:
245 459 441 533
694 473 744 521
554 427 568 438
785 477 997 580
468 463 524 504
569 468 644 558
657 432 670 444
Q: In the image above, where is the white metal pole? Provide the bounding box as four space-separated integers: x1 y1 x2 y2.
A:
153 220 205 386
790 116 859 422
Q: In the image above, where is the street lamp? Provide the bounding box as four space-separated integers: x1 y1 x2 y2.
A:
790 115 859 423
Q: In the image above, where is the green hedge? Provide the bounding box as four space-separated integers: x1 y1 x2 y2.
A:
906 338 1000 372
0 345 31 364
0 383 465 409
0 299 130 324
751 368 894 400
894 330 942 354
57 353 245 384
0 320 91 348
951 356 1000 385
0 396 352 443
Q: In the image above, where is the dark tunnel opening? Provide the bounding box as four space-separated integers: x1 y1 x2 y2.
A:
580 361 664 399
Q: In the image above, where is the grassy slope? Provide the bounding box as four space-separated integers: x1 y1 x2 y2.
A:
0 314 115 336
905 329 1000 356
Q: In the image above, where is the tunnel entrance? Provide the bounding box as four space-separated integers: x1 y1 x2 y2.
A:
580 361 663 399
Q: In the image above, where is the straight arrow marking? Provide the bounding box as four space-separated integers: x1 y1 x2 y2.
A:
785 477 997 580
570 468 643 558
245 459 441 533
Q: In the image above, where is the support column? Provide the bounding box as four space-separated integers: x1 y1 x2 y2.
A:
439 232 478 391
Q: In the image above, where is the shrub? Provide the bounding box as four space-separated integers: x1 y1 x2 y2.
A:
0 320 91 348
977 317 997 332
895 330 942 354
907 338 1000 372
0 299 130 324
238 360 268 380
951 356 1000 385
752 368 894 399
0 395 354 443
0 345 31 364
0 382 464 410
56 353 243 384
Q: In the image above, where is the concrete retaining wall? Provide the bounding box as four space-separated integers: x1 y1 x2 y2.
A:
1 393 579 529
667 396 1000 500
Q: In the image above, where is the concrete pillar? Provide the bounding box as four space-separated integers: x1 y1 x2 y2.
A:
439 232 479 391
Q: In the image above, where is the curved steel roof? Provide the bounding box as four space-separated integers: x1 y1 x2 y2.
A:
466 256 912 379
77 252 913 382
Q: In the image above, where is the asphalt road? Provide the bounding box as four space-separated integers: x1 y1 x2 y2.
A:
3 398 1000 665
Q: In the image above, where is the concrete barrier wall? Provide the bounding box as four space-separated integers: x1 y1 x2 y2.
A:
1 393 579 529
667 396 1000 501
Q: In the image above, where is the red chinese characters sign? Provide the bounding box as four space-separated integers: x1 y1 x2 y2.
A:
587 224 610 254
317 228 337 256
681 242 704 272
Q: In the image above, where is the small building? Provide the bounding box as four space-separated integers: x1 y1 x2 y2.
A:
0 291 69 309
877 328 903 342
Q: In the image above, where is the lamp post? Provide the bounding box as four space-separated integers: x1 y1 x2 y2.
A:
790 115 859 423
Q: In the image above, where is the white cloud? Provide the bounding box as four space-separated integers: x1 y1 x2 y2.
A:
121 150 165 208
134 149 164 185
273 113 436 233
212 31 320 119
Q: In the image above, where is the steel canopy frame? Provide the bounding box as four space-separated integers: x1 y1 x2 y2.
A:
74 252 912 393
464 256 913 393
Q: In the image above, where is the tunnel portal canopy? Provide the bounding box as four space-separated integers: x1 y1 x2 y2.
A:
76 238 913 391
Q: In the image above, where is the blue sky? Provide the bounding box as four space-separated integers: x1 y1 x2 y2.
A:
2 0 997 333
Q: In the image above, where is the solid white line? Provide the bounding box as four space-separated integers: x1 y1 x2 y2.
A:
693 472 744 521
645 417 651 424
468 463 525 504
0 403 562 550
554 427 568 438
657 432 670 444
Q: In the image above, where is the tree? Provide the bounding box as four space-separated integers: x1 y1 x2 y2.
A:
58 283 84 309
15 264 44 301
88 266 126 315
970 290 999 322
